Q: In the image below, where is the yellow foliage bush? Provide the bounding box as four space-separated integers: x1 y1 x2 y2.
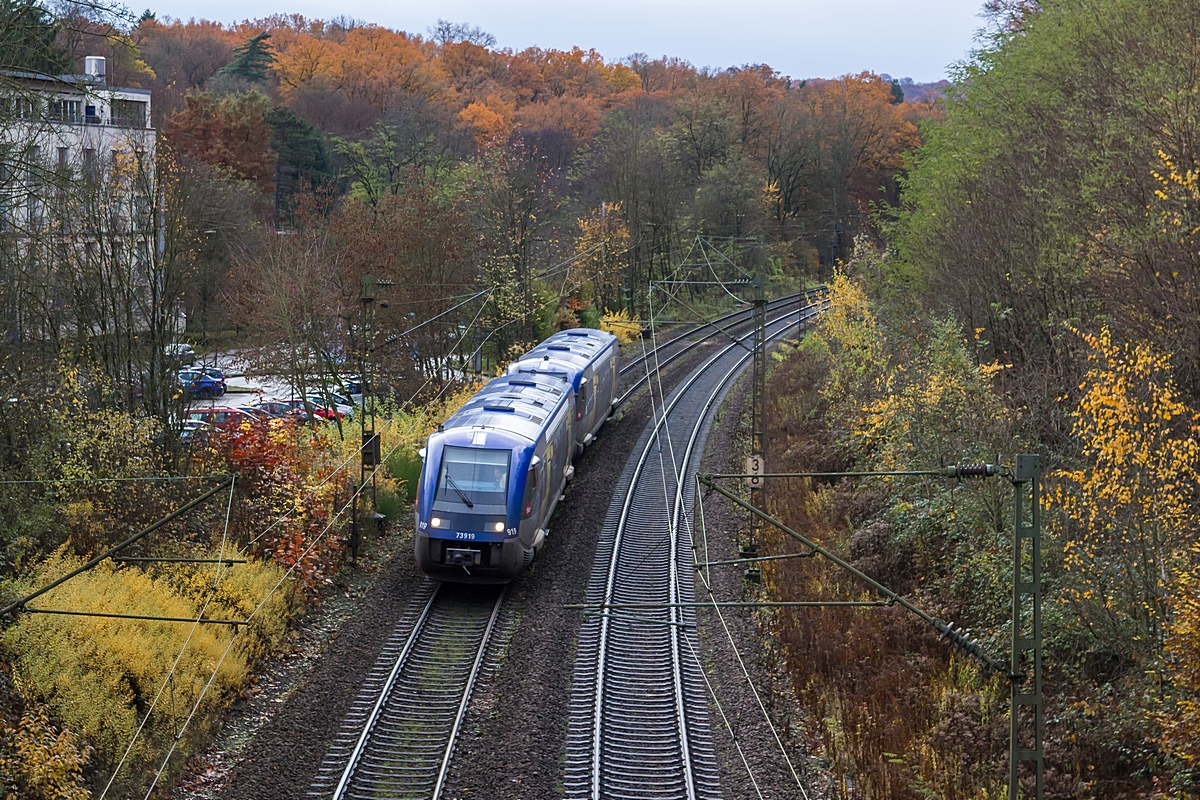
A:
600 309 641 345
1159 548 1200 770
4 546 292 792
152 552 299 665
0 704 90 800
1055 328 1200 641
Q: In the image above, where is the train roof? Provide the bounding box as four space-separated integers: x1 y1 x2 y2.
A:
510 327 617 379
440 372 572 444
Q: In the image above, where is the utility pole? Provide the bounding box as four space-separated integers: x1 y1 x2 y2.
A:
744 246 767 579
1011 454 1043 799
353 274 386 560
697 457 1045 800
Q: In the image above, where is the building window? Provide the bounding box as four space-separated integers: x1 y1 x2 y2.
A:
49 98 82 123
57 147 69 168
0 158 8 233
111 99 147 128
13 97 38 120
27 147 42 226
83 148 97 182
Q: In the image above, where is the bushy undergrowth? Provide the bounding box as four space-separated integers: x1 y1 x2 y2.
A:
769 262 1200 797
3 547 293 795
0 367 485 796
600 309 642 345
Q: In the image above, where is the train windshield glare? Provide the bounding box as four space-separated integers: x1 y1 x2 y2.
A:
436 446 509 507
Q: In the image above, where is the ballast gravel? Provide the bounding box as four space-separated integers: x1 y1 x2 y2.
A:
184 331 820 800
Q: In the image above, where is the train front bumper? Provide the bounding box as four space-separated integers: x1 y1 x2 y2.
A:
415 531 528 584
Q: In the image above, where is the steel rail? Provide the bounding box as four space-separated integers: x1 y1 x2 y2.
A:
432 587 506 799
616 289 822 384
321 583 506 800
576 299 824 799
331 585 441 800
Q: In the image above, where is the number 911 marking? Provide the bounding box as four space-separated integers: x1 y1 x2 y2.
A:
455 532 476 540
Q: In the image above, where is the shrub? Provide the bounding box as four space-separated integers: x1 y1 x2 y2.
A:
153 552 299 665
3 546 290 795
385 449 421 504
0 704 90 800
600 309 641 345
375 487 403 522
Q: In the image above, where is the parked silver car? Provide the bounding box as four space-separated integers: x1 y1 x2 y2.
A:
164 343 196 366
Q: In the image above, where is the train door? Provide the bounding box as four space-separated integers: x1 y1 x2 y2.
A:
540 443 554 519
578 371 596 430
522 455 546 529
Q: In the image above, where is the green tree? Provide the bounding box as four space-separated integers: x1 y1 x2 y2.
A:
267 105 330 217
218 30 274 83
0 0 68 74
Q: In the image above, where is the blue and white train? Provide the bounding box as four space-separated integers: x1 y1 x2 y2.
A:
415 328 620 583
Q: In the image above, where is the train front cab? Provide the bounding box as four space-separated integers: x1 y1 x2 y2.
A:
415 381 575 583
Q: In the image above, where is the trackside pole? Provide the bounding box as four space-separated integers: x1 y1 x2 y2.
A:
692 457 1045 799
1011 455 1043 799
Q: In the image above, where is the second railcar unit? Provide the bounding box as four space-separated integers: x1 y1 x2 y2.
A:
508 328 619 453
415 371 577 583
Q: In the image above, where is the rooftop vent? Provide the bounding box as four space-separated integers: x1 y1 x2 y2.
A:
84 56 106 84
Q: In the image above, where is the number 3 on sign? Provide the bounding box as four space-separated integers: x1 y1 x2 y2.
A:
745 455 765 489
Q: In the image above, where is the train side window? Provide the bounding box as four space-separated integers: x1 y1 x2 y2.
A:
523 466 538 518
577 380 588 419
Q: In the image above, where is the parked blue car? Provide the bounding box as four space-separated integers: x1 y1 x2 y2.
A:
177 369 226 399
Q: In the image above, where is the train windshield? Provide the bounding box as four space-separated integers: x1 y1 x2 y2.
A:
436 446 509 507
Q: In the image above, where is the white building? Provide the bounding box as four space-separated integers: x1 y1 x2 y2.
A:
1 56 163 341
1 56 156 231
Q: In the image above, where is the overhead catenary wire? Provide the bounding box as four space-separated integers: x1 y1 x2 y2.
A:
670 325 810 797
137 284 579 790
623 285 818 797
691 486 809 797
137 224 688 793
608 273 769 797
0 475 223 485
100 475 238 800
245 247 609 554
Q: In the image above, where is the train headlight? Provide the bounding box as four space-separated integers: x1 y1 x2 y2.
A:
431 517 442 528
493 521 505 533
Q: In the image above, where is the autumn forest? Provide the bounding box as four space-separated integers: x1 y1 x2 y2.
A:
2 0 1200 797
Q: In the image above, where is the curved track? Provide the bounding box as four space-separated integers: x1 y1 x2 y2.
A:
616 290 822 406
564 299 825 800
307 291 823 800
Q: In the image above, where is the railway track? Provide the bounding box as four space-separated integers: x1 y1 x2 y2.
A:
616 290 823 406
308 582 505 800
307 291 823 800
564 298 826 800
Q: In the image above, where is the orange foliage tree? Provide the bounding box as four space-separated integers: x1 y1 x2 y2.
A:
165 90 277 191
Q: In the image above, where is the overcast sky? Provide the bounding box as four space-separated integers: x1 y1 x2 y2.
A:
157 0 986 83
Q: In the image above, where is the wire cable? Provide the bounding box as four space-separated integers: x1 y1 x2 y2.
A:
100 477 239 800
692 487 809 798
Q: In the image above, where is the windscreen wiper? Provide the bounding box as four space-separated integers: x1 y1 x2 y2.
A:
445 474 474 508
